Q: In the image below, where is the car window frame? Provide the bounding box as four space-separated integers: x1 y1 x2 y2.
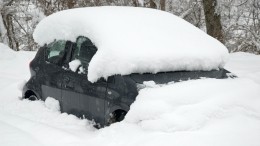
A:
70 36 97 74
44 40 73 67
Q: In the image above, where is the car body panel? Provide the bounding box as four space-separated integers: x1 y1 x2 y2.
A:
129 69 230 84
23 37 232 127
41 62 63 101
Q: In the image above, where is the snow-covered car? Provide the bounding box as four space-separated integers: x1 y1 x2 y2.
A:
22 6 231 127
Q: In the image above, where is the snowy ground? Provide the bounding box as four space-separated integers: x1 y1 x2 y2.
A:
0 49 260 146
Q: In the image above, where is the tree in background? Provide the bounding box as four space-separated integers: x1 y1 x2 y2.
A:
0 0 259 54
0 0 43 51
221 0 260 53
202 0 224 43
0 0 19 50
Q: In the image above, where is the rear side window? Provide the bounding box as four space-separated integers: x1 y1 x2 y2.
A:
72 37 97 70
46 40 67 65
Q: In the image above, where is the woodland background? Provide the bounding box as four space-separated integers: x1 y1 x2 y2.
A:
0 0 259 54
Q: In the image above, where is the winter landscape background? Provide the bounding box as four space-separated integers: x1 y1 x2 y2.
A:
0 45 260 146
0 0 259 54
0 0 260 146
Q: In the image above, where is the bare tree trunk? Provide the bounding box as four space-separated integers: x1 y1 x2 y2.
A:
160 0 165 11
5 14 18 50
67 0 76 9
132 0 139 7
202 0 224 43
0 0 19 50
0 14 8 45
149 0 157 9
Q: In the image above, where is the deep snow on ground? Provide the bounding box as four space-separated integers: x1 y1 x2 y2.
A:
34 7 228 82
225 52 260 84
0 48 260 146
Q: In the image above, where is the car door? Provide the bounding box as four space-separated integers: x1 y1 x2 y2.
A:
61 36 107 125
61 70 82 117
61 68 107 123
41 40 72 102
79 75 107 126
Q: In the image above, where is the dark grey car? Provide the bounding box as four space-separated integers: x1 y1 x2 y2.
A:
23 36 231 127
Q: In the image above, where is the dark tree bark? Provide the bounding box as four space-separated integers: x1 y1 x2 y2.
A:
132 0 139 7
160 0 165 11
202 0 224 43
149 0 157 9
67 0 76 9
0 0 19 51
4 14 19 50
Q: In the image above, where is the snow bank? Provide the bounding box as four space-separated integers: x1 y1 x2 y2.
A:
0 44 35 88
225 52 260 84
125 78 260 132
33 6 229 82
0 51 260 146
0 43 16 60
45 97 60 112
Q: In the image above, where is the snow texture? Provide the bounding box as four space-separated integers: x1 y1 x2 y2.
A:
126 78 260 132
69 59 81 72
45 97 60 112
0 43 16 60
33 6 229 82
1 38 260 146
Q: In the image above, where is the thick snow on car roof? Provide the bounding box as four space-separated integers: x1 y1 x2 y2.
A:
33 6 229 82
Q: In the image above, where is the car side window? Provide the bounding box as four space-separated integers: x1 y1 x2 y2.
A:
71 36 97 73
46 40 67 66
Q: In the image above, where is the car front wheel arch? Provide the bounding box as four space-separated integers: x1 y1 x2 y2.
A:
108 109 127 125
24 90 39 101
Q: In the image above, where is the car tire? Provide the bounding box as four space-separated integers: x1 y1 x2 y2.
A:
28 94 38 101
108 110 127 125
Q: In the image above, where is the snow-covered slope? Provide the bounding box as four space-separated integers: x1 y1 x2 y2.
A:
0 45 259 146
0 43 16 60
33 7 229 82
225 52 260 84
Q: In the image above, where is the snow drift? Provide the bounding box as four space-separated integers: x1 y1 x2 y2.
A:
125 78 260 132
0 43 16 60
33 6 229 82
0 42 260 146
